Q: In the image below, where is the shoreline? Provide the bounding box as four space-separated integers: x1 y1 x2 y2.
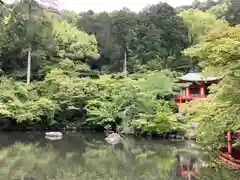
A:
0 127 197 140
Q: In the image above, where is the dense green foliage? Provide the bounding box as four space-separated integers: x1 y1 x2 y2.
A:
84 70 182 134
183 26 240 147
0 0 240 141
178 9 227 45
0 61 182 134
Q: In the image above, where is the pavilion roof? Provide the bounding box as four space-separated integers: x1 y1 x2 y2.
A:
175 73 221 83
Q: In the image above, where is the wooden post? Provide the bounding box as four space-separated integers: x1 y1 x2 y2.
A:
227 131 232 154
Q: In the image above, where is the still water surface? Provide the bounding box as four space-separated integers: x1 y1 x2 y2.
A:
0 132 239 180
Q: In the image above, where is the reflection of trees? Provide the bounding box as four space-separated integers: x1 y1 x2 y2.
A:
0 133 238 180
0 143 85 180
194 166 240 180
82 140 180 180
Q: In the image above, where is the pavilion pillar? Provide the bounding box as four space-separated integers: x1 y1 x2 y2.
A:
179 96 182 104
185 87 190 97
200 84 205 98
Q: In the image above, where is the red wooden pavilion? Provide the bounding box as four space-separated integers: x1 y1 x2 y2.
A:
174 73 221 104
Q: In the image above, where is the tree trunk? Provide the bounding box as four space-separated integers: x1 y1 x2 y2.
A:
27 44 31 85
26 0 32 85
123 49 127 76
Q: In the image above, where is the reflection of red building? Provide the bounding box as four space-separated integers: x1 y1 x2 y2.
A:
176 154 200 180
220 132 240 169
174 73 221 104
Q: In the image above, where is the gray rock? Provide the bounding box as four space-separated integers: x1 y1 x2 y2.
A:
105 133 122 145
45 132 63 137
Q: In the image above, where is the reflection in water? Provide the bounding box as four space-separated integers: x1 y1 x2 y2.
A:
0 132 238 180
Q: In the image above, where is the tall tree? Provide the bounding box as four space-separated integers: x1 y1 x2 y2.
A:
0 0 98 80
1 0 55 80
77 3 191 73
111 8 139 76
179 9 227 45
78 11 115 71
207 0 231 19
135 3 189 71
226 0 240 25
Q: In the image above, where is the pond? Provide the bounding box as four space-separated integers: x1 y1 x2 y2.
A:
0 132 239 180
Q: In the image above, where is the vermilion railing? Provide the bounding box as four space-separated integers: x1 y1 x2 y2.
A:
174 95 206 104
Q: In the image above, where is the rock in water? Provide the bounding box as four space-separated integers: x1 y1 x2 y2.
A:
105 133 122 145
45 132 63 137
